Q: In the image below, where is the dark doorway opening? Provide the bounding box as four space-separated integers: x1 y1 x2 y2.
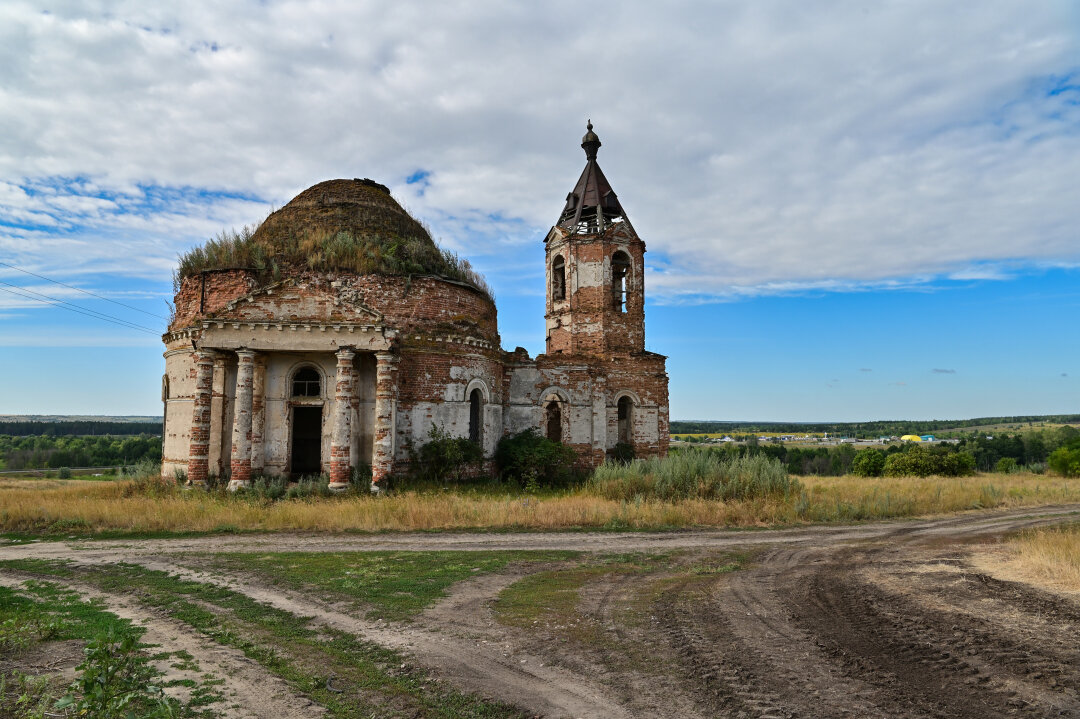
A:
291 406 322 477
617 396 633 444
545 401 562 443
469 389 482 444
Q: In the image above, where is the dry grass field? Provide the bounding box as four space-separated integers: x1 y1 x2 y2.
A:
1 471 1079 536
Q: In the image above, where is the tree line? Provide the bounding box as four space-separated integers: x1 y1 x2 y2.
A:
0 421 163 437
0 434 162 470
671 415 1080 439
680 425 1080 478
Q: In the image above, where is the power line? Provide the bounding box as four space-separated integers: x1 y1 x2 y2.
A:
0 282 162 336
0 283 160 335
0 260 170 320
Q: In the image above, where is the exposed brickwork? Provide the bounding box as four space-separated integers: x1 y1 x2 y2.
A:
371 352 399 489
172 272 498 343
170 270 258 330
546 227 646 358
228 350 256 488
329 348 355 489
186 352 214 485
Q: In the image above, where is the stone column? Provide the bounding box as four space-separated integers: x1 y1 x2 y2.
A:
228 349 256 490
208 354 228 476
371 351 398 493
186 351 215 486
329 348 355 491
250 356 266 475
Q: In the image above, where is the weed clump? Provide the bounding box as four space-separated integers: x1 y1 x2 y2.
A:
587 448 799 502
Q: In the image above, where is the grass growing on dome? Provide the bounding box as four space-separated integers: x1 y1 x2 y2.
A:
175 225 494 300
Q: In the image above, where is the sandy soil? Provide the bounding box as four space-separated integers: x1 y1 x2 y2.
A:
3 503 1080 718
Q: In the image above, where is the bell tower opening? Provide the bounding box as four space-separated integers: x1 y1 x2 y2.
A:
551 255 566 301
612 251 630 313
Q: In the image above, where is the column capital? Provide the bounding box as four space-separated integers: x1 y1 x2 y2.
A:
335 347 356 362
193 349 217 364
235 348 257 360
374 351 399 364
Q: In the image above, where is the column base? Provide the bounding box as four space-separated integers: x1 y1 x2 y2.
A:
369 481 383 495
227 479 252 492
328 481 351 493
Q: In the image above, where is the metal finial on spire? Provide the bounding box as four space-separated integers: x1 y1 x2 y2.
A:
581 120 601 160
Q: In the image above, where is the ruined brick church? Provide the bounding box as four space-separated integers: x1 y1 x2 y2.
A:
161 123 669 490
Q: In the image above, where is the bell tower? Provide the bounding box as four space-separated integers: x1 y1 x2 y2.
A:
545 122 647 358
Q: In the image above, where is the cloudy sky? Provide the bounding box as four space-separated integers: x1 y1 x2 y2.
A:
1 0 1077 420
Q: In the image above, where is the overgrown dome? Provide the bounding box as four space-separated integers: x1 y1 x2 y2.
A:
176 178 492 299
250 178 434 249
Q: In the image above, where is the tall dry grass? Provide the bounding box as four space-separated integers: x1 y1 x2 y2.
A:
1 471 1080 535
589 452 797 501
974 523 1080 594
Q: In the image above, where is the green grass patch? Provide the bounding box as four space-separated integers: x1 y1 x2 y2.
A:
494 553 668 630
202 550 579 621
4 559 524 719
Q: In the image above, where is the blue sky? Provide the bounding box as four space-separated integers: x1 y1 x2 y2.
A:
0 1 1078 421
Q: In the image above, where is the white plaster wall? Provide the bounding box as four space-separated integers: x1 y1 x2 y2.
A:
161 348 195 479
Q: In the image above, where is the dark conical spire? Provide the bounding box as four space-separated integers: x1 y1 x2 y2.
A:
557 121 634 235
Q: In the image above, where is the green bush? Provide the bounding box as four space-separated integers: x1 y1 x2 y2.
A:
851 448 886 477
883 445 976 477
495 429 578 489
411 425 484 483
57 466 72 479
995 457 1018 474
588 448 798 501
1048 447 1080 477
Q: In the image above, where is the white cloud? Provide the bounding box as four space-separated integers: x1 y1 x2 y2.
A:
0 1 1078 299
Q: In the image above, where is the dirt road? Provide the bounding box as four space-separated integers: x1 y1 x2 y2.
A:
3 504 1079 718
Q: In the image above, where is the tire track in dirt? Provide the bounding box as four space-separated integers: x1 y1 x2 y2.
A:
0 572 325 719
782 551 1079 718
62 554 627 719
864 565 1080 700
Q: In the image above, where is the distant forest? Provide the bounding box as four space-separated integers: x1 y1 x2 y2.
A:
0 421 163 437
0 434 162 470
670 414 1080 438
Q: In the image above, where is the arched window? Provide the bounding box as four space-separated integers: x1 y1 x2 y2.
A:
551 255 566 301
545 401 562 443
617 396 633 444
612 251 631 313
469 388 482 444
291 367 321 398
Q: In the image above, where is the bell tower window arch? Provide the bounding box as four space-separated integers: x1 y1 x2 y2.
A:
551 254 566 301
611 251 631 313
